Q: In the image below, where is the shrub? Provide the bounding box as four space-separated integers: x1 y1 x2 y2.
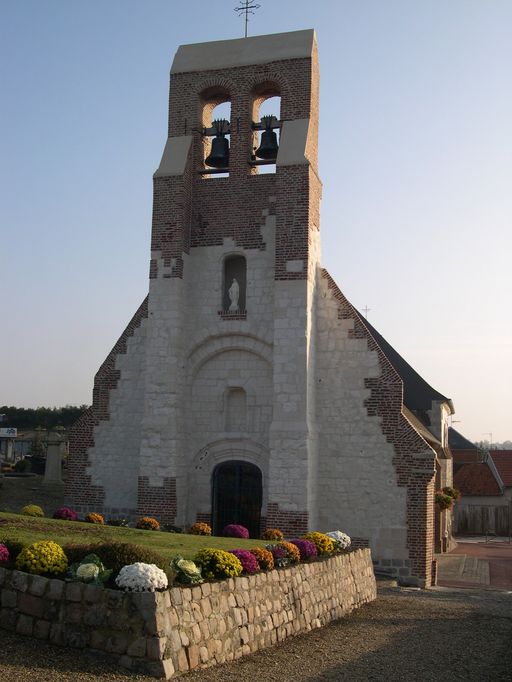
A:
136 516 160 531
115 563 168 592
107 518 129 527
442 486 461 501
290 538 318 561
194 548 243 580
14 459 31 473
62 541 167 576
0 543 10 563
53 506 78 521
302 531 335 556
16 540 68 576
85 512 104 524
261 528 283 541
21 504 44 517
189 522 212 536
229 549 260 574
162 524 183 533
222 524 249 539
435 492 453 511
250 546 274 570
0 536 25 560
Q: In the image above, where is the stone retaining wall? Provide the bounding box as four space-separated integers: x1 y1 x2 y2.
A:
0 548 376 679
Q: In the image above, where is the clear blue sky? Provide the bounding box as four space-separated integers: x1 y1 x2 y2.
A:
2 1 511 442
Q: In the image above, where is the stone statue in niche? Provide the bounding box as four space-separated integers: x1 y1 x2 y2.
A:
228 278 240 312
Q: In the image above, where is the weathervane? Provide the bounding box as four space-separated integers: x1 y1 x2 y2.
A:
234 0 261 38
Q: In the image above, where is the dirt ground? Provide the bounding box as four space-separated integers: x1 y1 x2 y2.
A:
0 585 511 681
1 477 512 680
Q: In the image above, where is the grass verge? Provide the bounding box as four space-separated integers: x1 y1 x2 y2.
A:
0 512 269 561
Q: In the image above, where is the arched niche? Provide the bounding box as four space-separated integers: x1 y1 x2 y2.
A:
223 254 247 313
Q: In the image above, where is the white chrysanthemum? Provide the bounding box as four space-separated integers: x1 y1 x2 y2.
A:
326 530 351 549
76 563 100 581
115 562 168 592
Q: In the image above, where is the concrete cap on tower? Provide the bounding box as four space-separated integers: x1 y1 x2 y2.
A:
171 29 316 74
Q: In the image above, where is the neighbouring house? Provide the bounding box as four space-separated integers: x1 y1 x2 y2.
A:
452 440 511 536
68 29 456 587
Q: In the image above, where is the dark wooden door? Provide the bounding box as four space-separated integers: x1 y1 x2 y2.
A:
212 461 262 538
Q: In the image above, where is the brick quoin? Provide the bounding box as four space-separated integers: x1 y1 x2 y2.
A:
322 270 436 587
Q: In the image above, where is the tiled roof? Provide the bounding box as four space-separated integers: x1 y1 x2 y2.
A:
358 316 453 414
490 451 512 487
453 462 502 497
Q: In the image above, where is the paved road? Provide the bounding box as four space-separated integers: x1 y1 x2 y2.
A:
437 539 512 590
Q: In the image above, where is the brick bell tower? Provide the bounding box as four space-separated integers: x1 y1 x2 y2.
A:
68 30 322 535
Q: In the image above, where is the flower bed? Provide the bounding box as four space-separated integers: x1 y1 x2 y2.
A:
0 548 376 679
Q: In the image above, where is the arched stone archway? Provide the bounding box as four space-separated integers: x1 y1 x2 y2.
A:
212 460 262 538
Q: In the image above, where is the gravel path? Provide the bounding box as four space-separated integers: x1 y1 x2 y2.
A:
1 585 511 681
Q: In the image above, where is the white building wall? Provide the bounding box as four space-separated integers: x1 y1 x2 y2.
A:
87 319 148 511
314 273 408 559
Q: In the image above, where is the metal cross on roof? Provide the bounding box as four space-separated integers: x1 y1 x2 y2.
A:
362 305 371 319
234 0 261 38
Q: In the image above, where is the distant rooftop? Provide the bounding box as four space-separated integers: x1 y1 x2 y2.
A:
448 427 479 451
490 451 512 487
454 462 502 496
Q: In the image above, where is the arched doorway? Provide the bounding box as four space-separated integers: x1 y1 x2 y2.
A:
212 461 262 538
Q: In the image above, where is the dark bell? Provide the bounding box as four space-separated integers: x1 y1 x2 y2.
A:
205 135 229 168
255 129 278 160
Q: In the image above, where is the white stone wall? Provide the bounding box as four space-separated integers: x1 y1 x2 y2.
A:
314 272 408 560
87 319 148 510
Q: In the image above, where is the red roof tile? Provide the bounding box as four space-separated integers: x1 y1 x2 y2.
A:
453 462 502 496
490 451 512 487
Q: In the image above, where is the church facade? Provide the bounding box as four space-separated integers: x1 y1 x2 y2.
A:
67 30 454 587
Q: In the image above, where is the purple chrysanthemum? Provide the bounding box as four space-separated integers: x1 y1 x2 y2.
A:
222 524 250 539
290 538 318 560
0 543 10 563
229 549 260 574
53 506 78 521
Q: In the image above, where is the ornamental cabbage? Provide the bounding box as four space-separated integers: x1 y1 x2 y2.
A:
67 553 112 586
170 555 203 584
115 562 168 592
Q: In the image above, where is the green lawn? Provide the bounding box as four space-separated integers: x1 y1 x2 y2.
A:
0 512 269 561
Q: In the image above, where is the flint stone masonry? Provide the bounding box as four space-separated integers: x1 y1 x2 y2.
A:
0 549 376 679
